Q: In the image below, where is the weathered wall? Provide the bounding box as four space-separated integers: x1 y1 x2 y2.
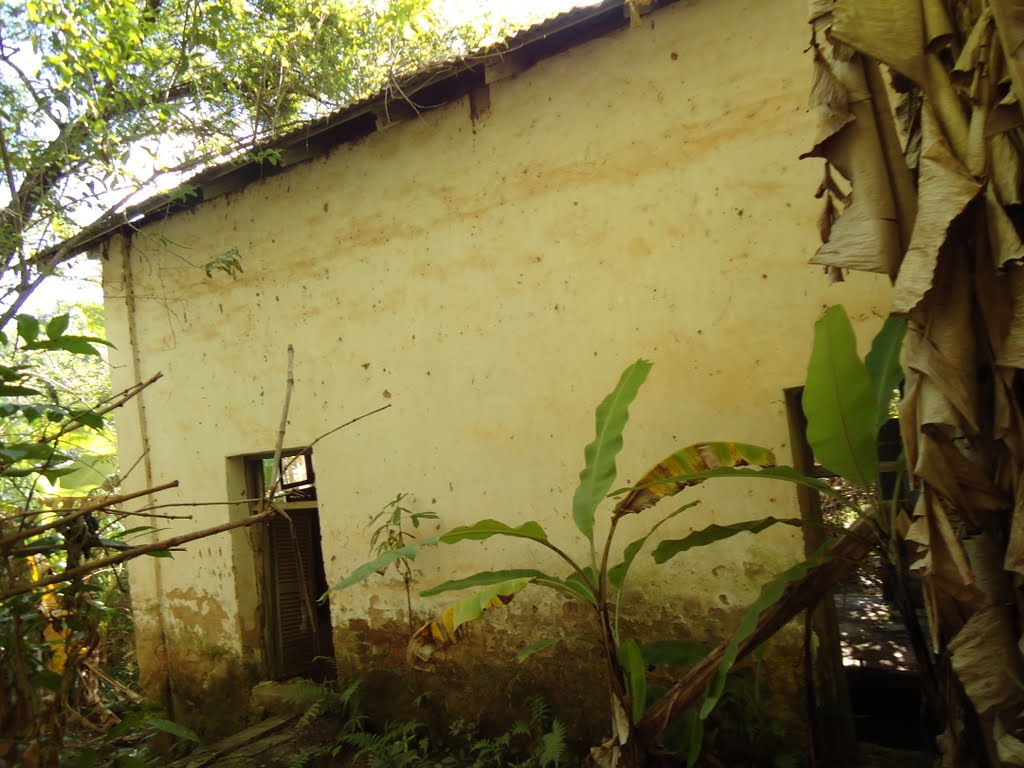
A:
102 0 890 741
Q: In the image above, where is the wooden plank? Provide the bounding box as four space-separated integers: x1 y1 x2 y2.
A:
784 387 857 768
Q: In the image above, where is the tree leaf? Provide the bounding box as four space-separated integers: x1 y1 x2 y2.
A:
16 314 39 344
23 335 110 356
46 313 70 339
803 305 879 489
0 384 43 397
71 410 105 430
146 718 199 742
31 668 63 692
615 443 776 516
864 316 906 432
515 637 562 662
329 538 438 592
421 569 551 597
640 640 712 668
618 638 647 723
439 519 548 544
653 517 803 564
699 545 831 720
572 360 652 542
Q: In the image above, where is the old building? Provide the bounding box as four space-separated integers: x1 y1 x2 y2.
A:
92 0 889 742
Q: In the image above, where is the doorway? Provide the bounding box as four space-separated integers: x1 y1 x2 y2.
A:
248 450 335 680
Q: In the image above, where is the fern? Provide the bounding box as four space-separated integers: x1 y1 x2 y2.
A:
281 678 325 705
536 720 566 768
287 747 316 768
526 695 549 729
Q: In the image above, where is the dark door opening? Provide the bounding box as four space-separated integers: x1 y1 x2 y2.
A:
249 451 335 680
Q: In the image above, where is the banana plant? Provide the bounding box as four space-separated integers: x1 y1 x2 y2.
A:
330 360 832 766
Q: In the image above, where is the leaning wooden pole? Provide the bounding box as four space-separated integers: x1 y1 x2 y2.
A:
636 517 875 746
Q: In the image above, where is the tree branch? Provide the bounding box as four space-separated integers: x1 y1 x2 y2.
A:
0 503 273 601
0 480 180 549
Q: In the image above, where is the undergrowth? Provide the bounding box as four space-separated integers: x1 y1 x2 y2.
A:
285 679 571 768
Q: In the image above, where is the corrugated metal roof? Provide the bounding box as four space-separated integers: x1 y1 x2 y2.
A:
58 0 669 262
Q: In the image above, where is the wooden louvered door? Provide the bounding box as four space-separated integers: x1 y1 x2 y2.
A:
268 507 322 678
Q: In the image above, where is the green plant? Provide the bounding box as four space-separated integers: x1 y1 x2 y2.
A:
69 710 199 767
436 694 567 768
802 307 941 717
338 720 428 768
332 360 831 767
367 493 439 633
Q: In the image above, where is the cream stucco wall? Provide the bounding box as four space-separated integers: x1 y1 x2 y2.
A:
102 0 890 732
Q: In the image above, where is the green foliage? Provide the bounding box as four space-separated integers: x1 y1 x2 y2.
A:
863 316 907 432
652 517 803 564
422 569 550 597
202 248 244 279
699 545 830 720
0 300 144 765
144 717 199 742
572 360 651 547
441 519 550 545
291 684 571 768
362 492 440 630
617 638 647 723
802 305 879 489
334 360 825 764
330 537 438 591
0 0 533 328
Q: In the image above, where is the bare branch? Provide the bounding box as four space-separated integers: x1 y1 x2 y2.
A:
0 480 180 549
267 344 295 508
0 52 64 127
307 404 392 450
0 503 273 601
38 373 163 447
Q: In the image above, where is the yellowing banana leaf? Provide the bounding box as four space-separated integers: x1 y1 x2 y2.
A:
406 578 534 666
613 443 777 517
652 517 803 564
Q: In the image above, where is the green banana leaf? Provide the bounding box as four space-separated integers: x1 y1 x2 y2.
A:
803 305 878 489
864 315 906 433
572 359 652 543
652 517 802 564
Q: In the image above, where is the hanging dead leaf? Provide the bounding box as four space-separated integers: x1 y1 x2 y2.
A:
891 106 982 314
831 0 928 83
949 605 1024 717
